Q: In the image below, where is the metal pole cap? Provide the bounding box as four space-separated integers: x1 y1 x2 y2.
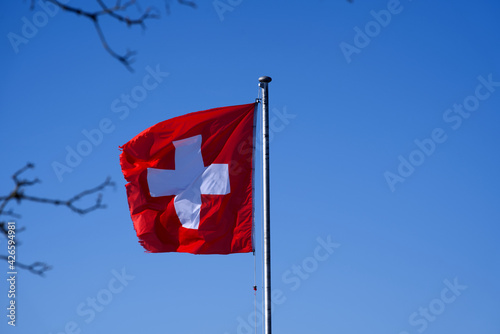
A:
258 76 272 83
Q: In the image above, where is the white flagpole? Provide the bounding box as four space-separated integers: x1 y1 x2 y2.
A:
258 76 272 334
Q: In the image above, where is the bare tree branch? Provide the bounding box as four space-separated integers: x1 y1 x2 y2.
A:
164 0 197 14
0 255 52 276
0 210 21 219
28 0 197 71
0 163 114 275
0 222 25 237
18 176 114 215
176 0 197 9
26 0 351 70
0 163 114 221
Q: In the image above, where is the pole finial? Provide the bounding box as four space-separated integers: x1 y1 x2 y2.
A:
259 76 272 83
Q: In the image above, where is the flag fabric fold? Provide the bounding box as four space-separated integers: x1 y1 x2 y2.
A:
120 103 256 254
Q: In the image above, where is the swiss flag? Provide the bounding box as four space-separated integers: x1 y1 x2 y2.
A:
120 103 256 254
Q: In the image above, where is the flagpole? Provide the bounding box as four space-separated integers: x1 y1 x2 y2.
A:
258 75 272 334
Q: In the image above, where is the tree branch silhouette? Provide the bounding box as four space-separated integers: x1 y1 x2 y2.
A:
0 255 52 277
28 0 197 71
0 163 114 276
26 0 352 70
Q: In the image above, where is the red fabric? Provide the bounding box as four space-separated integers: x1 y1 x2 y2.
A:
120 103 256 254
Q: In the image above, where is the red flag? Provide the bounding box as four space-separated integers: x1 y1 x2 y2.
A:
120 103 256 254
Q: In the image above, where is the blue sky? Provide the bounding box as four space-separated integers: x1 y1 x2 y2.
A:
1 0 500 333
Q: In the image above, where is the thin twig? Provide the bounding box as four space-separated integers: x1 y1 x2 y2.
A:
0 255 52 276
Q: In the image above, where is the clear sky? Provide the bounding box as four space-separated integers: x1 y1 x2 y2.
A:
1 0 500 333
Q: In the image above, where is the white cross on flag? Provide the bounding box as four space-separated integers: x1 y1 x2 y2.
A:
120 103 256 254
